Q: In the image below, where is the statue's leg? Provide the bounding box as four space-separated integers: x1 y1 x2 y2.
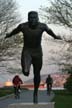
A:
33 74 40 104
21 49 32 76
32 56 42 103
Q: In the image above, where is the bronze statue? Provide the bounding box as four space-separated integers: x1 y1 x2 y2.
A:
5 11 61 103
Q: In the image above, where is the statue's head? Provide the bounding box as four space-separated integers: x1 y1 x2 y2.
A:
28 11 39 28
48 74 50 78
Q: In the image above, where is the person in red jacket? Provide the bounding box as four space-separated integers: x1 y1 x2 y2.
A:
12 74 23 99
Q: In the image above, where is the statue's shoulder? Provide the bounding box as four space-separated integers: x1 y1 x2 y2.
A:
38 22 47 29
20 22 28 26
19 22 28 29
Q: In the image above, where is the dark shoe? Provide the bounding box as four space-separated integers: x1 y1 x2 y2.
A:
15 95 18 99
33 95 38 104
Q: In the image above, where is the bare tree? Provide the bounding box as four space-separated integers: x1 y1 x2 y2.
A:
40 0 72 74
0 0 20 37
40 0 72 28
0 0 22 56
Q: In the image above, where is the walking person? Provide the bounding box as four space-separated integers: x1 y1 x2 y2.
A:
12 74 23 99
46 74 53 95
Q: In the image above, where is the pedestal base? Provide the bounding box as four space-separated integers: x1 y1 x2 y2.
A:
8 102 55 108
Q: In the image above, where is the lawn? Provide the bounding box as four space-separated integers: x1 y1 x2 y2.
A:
53 90 72 108
0 86 28 97
0 87 14 97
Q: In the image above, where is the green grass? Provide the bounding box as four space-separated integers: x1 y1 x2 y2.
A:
0 86 28 97
53 90 72 108
0 87 14 97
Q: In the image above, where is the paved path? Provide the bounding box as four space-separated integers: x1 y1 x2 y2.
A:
0 90 55 108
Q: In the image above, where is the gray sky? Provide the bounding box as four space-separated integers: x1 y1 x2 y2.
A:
16 0 48 21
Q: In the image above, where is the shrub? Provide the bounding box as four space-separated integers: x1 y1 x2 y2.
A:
64 74 72 92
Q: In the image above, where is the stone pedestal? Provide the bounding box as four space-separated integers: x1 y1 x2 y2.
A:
8 102 55 108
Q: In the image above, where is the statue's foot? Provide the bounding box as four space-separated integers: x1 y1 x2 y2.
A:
33 95 38 104
23 71 29 76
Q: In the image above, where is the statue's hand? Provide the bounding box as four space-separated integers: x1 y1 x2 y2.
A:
5 33 10 39
56 35 62 40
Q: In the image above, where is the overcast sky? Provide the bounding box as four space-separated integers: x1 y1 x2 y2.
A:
16 0 49 21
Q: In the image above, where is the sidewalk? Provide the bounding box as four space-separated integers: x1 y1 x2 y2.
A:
0 90 55 108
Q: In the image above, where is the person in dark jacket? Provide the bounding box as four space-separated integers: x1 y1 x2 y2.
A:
46 74 53 95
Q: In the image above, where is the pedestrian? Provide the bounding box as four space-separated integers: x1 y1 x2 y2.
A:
5 11 61 103
12 74 23 99
46 74 53 95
